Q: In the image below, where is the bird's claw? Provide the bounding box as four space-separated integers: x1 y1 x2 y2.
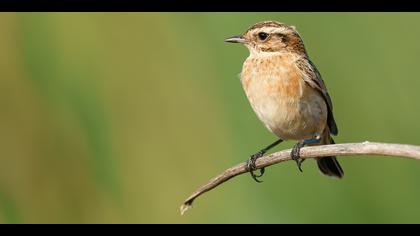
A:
246 151 265 183
291 142 305 172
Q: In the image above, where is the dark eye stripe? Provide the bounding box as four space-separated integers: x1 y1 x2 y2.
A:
276 33 288 43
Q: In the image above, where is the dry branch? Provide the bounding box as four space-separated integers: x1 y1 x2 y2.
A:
180 141 420 215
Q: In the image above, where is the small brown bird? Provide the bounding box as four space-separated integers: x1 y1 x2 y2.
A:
225 21 343 182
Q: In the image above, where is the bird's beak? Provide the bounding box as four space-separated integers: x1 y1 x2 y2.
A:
225 35 246 44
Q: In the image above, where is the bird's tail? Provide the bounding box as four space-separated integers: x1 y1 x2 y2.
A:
315 129 344 179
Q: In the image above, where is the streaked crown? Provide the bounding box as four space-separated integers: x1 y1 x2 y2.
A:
226 21 307 55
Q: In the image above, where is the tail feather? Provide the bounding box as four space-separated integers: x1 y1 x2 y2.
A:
317 156 344 179
315 134 344 179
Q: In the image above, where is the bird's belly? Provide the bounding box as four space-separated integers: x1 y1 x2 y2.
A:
242 76 327 140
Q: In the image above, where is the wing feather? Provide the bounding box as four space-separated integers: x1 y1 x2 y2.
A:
296 57 338 135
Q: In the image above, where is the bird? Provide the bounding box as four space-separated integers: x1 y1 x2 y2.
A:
225 21 343 182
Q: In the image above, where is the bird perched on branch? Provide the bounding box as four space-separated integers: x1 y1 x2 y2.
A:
225 21 343 182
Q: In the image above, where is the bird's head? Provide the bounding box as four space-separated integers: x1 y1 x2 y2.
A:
225 21 306 55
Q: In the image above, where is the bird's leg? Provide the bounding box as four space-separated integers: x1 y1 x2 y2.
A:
247 139 283 183
291 136 322 172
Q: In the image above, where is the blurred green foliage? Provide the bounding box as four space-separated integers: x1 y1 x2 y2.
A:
0 13 420 223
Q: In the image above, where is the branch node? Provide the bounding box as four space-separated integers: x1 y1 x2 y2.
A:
180 202 192 215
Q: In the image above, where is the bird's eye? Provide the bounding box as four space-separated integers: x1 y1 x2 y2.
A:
258 32 269 41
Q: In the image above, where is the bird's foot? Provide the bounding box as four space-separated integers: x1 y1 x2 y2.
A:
291 142 305 172
246 151 265 183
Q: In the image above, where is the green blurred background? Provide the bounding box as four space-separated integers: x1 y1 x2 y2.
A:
1 12 420 223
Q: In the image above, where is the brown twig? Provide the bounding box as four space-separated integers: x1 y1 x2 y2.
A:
180 141 420 215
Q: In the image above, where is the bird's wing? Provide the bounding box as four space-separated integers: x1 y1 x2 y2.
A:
297 57 338 135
